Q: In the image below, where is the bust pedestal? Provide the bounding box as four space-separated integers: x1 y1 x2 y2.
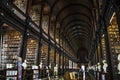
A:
101 72 110 80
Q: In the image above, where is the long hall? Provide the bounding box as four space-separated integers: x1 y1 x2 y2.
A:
0 0 120 80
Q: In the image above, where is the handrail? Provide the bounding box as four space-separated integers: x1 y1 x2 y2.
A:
3 1 41 33
6 2 26 21
42 30 49 39
28 20 40 32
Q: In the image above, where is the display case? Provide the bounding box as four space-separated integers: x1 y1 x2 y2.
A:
5 69 18 80
33 69 39 80
1 24 22 69
26 38 38 68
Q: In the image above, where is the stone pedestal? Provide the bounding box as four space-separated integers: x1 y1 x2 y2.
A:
100 72 110 80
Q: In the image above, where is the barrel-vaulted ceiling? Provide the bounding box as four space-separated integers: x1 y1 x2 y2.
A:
32 0 98 63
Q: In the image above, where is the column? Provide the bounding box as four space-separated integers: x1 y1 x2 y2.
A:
62 54 64 74
58 51 61 75
47 7 51 68
36 3 44 66
19 16 30 62
54 21 56 67
99 35 103 72
0 20 3 68
58 27 61 75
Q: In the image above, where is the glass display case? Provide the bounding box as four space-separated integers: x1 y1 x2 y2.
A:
5 69 18 80
33 69 39 80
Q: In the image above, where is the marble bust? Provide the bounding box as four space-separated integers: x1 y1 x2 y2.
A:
117 54 120 74
103 60 108 73
39 62 43 69
97 62 101 71
22 60 27 69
